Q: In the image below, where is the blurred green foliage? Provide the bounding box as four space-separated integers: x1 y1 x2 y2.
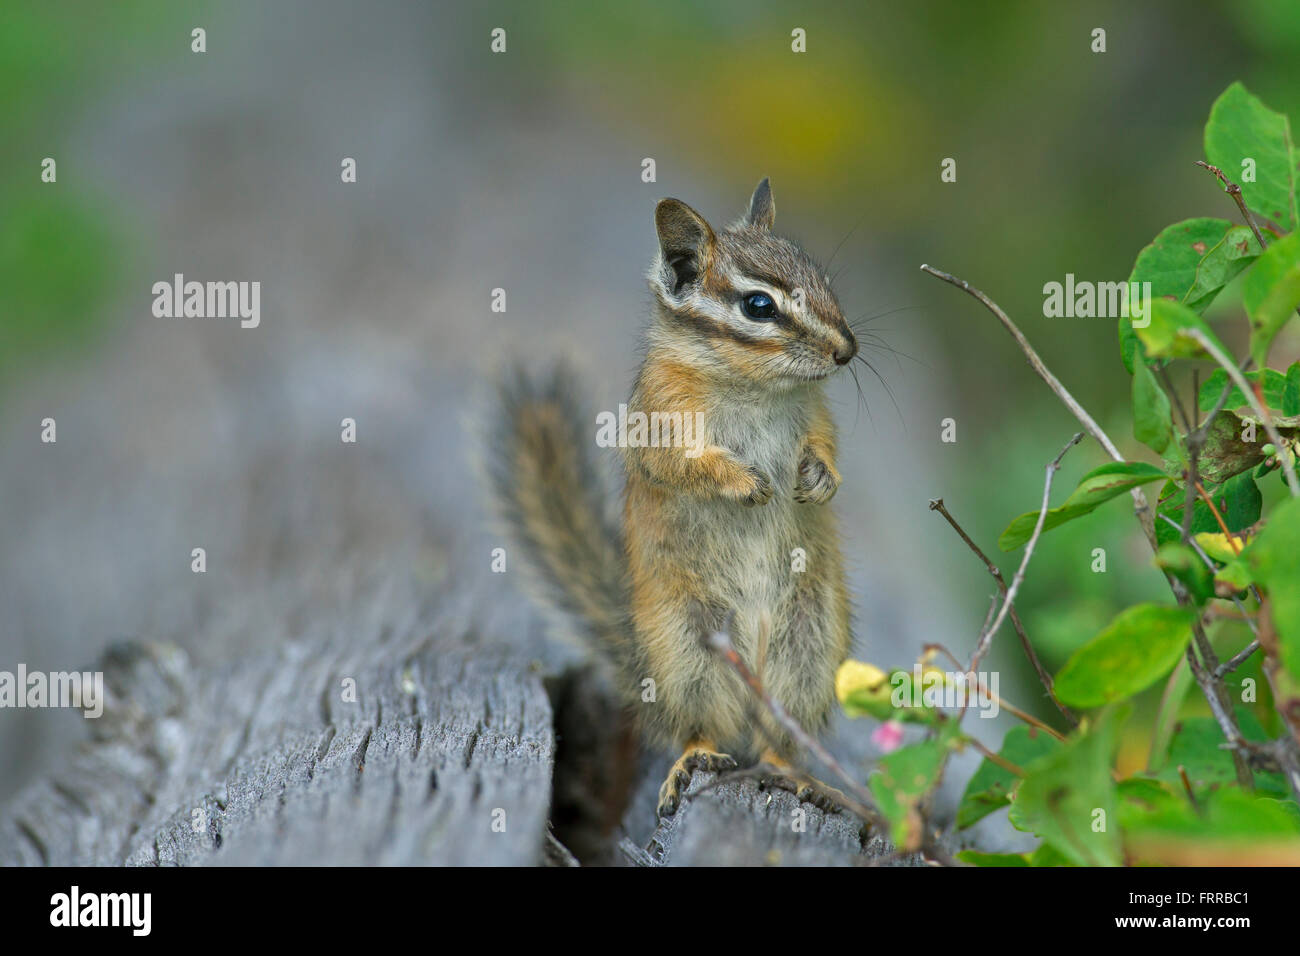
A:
0 1 203 387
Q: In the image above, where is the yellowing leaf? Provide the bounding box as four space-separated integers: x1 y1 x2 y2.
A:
1194 531 1246 564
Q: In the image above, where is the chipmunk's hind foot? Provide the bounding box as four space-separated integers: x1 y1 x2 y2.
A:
756 750 846 814
655 738 738 817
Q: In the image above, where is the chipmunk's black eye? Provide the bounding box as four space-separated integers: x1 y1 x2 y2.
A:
741 292 778 321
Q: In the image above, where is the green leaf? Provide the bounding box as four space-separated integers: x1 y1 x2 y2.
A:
1245 496 1300 681
998 461 1167 552
955 850 1028 867
1132 353 1173 454
1154 543 1215 604
1121 217 1239 373
1214 557 1254 597
1053 604 1196 708
1163 471 1265 543
1008 707 1125 866
1116 777 1182 832
1186 413 1270 487
1242 230 1300 367
1154 479 1217 547
1197 367 1289 413
1156 717 1242 792
1220 470 1263 531
1125 789 1300 864
1147 655 1192 773
1204 82 1299 232
868 725 960 851
1136 298 1230 362
1154 711 1288 798
955 726 1062 829
1026 842 1076 867
1285 362 1300 417
1185 225 1263 312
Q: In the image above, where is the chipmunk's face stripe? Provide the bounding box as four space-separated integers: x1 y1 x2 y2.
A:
674 304 775 348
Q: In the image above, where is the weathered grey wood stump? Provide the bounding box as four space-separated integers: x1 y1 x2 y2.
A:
0 629 893 866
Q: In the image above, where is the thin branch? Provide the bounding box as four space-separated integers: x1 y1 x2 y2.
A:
928 498 1077 726
924 644 1067 742
703 627 886 830
920 264 1160 551
1216 640 1261 678
1184 636 1254 788
1156 364 1193 436
1194 161 1300 326
1195 480 1242 554
967 738 1025 778
920 266 1122 460
1194 161 1270 249
1177 765 1201 814
969 432 1083 672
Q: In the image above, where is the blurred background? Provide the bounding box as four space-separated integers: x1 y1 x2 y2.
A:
3 0 1298 834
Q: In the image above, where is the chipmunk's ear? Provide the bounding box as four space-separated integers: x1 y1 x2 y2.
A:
655 198 715 293
745 177 775 230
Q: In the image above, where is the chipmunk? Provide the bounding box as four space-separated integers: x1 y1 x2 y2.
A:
491 179 857 818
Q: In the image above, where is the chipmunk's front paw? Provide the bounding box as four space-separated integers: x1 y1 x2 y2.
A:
794 451 840 504
734 465 773 506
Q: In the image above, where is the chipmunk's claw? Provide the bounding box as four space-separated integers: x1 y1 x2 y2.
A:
756 763 846 814
742 467 774 506
656 743 737 817
794 454 840 504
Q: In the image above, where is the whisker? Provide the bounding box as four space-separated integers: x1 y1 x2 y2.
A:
854 353 905 428
846 361 870 432
825 212 869 269
848 305 923 328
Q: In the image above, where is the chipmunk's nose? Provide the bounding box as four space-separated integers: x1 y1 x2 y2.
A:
832 333 857 366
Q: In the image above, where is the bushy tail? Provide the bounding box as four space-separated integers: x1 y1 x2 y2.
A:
487 367 632 683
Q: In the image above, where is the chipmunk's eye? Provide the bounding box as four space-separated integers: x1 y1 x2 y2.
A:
741 292 778 321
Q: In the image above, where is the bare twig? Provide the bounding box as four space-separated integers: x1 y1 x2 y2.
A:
920 266 1121 459
1216 640 1261 678
1194 161 1271 249
1194 161 1300 327
1156 364 1193 436
1183 637 1254 788
969 432 1084 671
928 498 1077 726
1194 480 1242 554
924 643 1067 741
920 264 1160 550
967 738 1025 777
1177 765 1201 814
704 627 886 830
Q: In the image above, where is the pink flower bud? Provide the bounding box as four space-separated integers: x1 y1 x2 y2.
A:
872 719 905 753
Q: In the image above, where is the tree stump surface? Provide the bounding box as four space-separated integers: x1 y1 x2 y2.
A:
0 630 898 867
